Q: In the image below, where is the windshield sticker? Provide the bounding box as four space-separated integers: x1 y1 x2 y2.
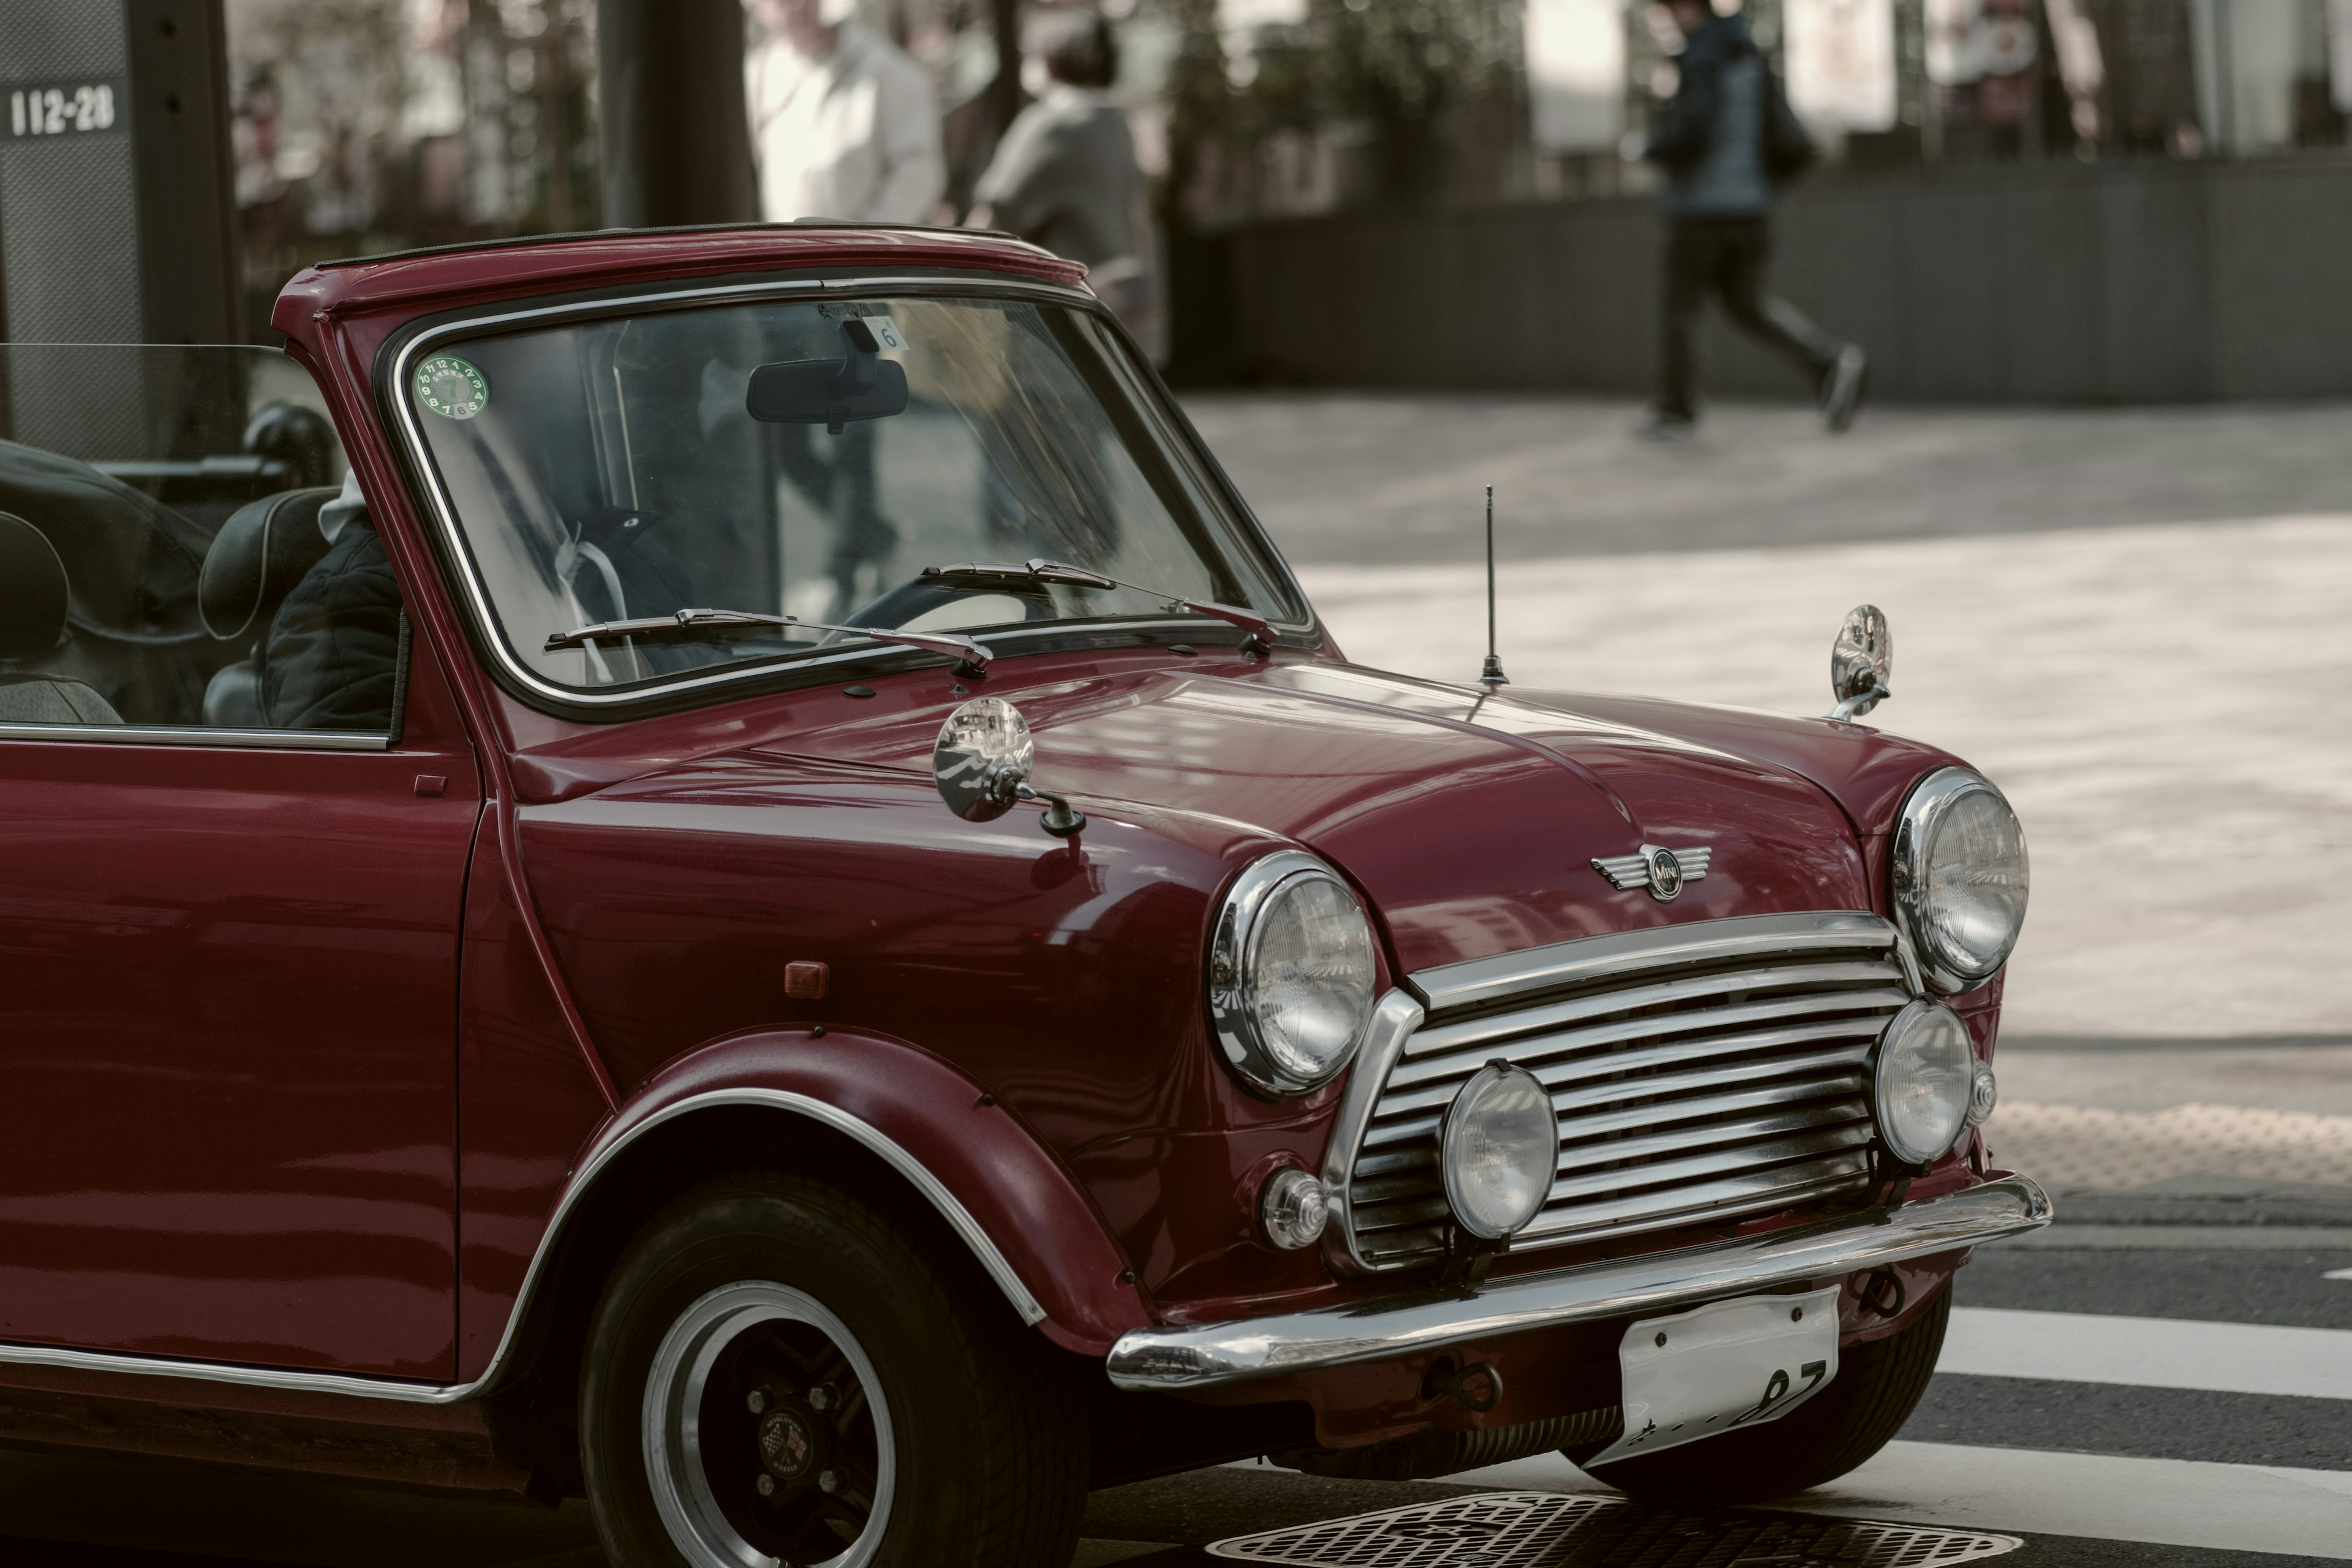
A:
864 315 908 352
415 355 489 420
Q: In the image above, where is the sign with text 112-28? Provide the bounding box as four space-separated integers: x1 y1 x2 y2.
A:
7 82 126 139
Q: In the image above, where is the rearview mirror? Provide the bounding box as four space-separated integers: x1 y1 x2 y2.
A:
933 696 1087 837
1826 603 1892 722
747 318 909 434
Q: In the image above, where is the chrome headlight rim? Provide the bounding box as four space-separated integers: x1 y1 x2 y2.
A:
1207 850 1377 1098
1891 766 2029 993
1871 997 1976 1168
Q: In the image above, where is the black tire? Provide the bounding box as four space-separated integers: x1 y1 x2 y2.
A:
1575 1283 1951 1506
579 1171 1085 1568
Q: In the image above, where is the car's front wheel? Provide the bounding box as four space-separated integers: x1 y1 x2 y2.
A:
1573 1281 1951 1506
579 1171 1084 1567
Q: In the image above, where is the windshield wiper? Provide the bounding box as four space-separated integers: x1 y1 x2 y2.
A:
544 607 993 678
921 559 1278 655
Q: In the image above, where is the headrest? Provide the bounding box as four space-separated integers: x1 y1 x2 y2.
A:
0 511 67 661
242 401 339 492
199 487 339 641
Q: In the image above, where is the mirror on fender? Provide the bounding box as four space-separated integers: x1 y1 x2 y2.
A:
746 318 910 434
1826 603 1893 722
933 696 1086 838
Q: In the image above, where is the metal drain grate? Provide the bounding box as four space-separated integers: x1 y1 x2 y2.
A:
1205 1492 2023 1567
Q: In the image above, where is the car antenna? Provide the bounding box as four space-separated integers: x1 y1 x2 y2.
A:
1479 484 1509 690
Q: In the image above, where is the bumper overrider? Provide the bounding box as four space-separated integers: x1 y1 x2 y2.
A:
1106 1173 2050 1391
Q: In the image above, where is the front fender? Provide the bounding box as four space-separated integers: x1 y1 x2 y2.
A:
573 1029 1152 1357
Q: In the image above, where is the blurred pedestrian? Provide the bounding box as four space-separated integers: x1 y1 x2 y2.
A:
970 11 1164 361
1641 0 1864 440
745 0 946 617
745 0 946 224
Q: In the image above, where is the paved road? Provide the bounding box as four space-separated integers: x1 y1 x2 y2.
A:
1182 394 2352 562
4 1230 2338 1566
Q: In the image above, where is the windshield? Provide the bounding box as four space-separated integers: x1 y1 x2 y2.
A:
403 291 1300 698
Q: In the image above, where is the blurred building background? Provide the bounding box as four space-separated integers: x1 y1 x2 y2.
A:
195 0 2352 391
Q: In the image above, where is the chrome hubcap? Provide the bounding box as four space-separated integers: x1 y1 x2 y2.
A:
644 1282 894 1568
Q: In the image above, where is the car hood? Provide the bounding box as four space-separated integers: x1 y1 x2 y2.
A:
768 658 1907 976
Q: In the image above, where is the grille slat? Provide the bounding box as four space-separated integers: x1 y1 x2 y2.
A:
1551 1100 1872 1177
1399 957 1907 1061
1371 1009 1896 1121
1339 913 1904 1269
1359 1036 1880 1150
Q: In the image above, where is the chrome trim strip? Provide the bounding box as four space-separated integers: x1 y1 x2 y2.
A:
0 724 391 752
0 1089 1045 1404
1318 989 1426 1275
1408 911 1895 1017
1396 958 1903 1063
1106 1174 2052 1390
385 273 1311 715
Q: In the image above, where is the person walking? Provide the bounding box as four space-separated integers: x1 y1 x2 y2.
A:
745 0 946 224
745 0 946 616
1642 0 1864 440
970 12 1163 361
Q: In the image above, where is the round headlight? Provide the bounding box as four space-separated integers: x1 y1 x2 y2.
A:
1207 852 1376 1096
1872 1000 1975 1167
1440 1060 1558 1240
1893 767 2029 992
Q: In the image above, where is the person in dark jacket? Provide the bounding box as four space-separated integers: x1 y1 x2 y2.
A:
262 473 404 731
1642 0 1864 439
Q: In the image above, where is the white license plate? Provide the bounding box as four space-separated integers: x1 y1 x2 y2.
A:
1586 1286 1842 1466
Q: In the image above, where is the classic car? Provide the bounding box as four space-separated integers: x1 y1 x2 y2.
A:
0 225 2043 1568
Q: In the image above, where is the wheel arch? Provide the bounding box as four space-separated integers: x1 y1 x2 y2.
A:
472 1030 1149 1482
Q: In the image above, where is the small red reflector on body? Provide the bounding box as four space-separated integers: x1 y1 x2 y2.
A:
784 962 829 1000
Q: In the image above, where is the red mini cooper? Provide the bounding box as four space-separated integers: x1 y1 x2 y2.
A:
0 227 2041 1568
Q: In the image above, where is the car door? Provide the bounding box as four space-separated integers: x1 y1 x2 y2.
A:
0 344 478 1379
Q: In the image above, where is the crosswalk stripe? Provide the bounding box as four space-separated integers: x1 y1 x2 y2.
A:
1447 1442 2352 1560
1942 1306 2352 1400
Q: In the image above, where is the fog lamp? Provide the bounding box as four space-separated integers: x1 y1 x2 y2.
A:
1259 1168 1329 1251
1872 1000 1975 1167
1439 1060 1557 1241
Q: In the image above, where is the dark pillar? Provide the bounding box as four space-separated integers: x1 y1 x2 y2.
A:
598 0 760 229
0 0 239 456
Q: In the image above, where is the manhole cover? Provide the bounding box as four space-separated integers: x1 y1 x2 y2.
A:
1205 1491 2023 1567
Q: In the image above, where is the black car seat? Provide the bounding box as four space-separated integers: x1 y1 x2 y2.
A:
198 486 339 728
0 511 123 724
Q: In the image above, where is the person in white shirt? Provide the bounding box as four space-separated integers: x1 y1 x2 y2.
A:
745 0 946 224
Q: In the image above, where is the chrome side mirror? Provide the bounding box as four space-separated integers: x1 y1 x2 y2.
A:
933 696 1086 837
1826 603 1892 722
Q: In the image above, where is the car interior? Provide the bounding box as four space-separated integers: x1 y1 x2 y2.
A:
0 395 398 736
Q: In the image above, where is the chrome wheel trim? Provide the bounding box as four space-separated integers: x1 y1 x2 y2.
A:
643 1281 896 1568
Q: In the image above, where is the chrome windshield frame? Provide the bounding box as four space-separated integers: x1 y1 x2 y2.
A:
380 271 1318 717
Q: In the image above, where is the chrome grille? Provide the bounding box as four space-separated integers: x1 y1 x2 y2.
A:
1336 913 1907 1270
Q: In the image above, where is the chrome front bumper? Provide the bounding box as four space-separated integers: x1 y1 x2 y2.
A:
1105 1173 2051 1392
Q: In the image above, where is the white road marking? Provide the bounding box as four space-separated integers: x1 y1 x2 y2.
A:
2326 1266 2352 1280
1447 1442 2352 1560
1942 1306 2352 1400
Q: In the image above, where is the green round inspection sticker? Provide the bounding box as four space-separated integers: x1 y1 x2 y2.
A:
415 355 489 420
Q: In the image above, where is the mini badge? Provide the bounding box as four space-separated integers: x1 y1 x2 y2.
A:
1592 844 1714 903
414 355 489 420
